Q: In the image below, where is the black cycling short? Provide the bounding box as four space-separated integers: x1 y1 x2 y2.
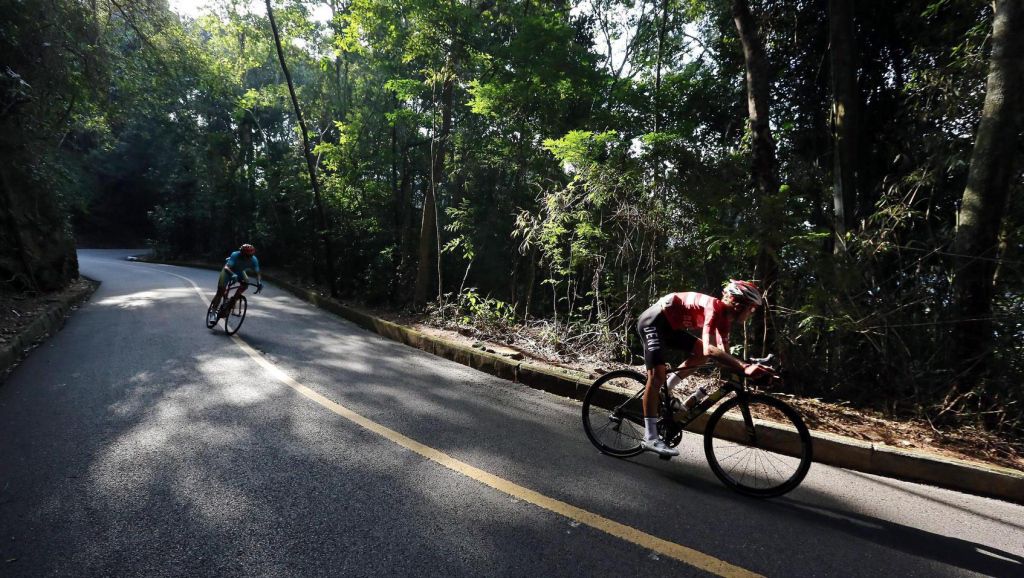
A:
637 303 697 370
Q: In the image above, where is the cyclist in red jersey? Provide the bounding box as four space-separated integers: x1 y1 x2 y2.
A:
636 280 770 456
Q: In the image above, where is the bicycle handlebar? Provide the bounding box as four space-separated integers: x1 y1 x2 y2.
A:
224 279 262 291
666 353 777 374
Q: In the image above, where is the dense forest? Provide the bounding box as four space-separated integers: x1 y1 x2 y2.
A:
1 0 1021 437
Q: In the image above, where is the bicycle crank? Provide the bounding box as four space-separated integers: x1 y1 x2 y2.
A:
657 421 684 448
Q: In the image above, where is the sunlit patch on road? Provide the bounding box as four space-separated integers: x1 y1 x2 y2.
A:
90 381 262 528
259 296 319 316
96 288 196 309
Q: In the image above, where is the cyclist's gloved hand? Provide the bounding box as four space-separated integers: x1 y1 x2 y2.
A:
743 363 770 378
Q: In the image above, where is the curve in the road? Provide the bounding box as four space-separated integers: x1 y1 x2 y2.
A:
157 265 762 578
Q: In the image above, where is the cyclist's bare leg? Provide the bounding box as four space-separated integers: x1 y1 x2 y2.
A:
212 284 225 310
232 273 250 300
641 362 679 456
643 363 667 419
212 269 233 310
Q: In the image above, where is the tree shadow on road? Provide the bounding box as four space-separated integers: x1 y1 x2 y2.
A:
767 497 1024 576
241 291 1024 576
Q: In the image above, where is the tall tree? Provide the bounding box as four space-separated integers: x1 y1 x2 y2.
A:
732 0 781 351
829 0 859 250
414 66 454 307
653 0 671 133
266 0 338 296
951 0 1024 384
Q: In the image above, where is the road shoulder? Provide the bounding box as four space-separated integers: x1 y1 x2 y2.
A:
0 278 98 382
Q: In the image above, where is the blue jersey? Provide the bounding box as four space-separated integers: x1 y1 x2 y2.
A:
225 251 260 275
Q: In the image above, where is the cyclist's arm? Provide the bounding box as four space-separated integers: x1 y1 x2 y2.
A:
715 319 729 354
702 345 744 373
251 256 262 286
702 302 728 355
703 344 767 377
701 302 714 355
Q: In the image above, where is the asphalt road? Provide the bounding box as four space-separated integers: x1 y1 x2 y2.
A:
1 249 1022 577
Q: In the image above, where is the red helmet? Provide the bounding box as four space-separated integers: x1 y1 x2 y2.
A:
723 280 762 306
240 243 256 256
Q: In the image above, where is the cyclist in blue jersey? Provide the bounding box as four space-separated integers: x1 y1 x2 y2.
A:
210 243 263 313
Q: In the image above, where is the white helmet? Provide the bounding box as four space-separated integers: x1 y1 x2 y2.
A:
723 280 763 306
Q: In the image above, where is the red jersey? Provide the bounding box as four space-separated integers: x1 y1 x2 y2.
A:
658 292 731 350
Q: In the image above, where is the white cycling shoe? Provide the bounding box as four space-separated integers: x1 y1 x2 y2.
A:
642 438 679 457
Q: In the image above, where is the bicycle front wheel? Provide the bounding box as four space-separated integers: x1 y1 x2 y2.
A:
224 296 247 335
704 393 812 498
581 370 647 457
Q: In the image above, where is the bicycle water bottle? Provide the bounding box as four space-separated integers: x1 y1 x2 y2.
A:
682 385 709 410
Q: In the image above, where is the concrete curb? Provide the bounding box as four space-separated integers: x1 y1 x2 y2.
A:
145 258 1024 504
0 279 98 380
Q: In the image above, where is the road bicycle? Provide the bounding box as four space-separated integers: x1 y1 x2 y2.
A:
581 356 812 497
205 277 260 336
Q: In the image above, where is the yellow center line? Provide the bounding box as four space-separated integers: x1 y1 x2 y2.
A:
158 265 762 578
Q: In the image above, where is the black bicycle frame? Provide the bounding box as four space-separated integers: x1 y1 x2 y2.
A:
221 280 250 300
671 381 741 428
613 365 760 434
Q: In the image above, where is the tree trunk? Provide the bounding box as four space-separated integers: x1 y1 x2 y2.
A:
413 181 438 307
654 0 670 133
398 153 414 260
328 0 350 119
266 0 338 297
414 71 454 307
951 0 1024 385
435 75 454 301
732 0 782 353
829 0 859 250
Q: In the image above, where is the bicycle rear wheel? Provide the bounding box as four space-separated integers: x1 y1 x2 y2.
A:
581 370 647 457
703 393 812 498
205 298 219 329
224 296 247 335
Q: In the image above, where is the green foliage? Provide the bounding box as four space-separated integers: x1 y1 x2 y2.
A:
443 199 477 262
458 288 517 327
543 131 619 171
431 288 517 330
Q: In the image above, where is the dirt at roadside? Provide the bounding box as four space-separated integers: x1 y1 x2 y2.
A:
0 279 92 348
